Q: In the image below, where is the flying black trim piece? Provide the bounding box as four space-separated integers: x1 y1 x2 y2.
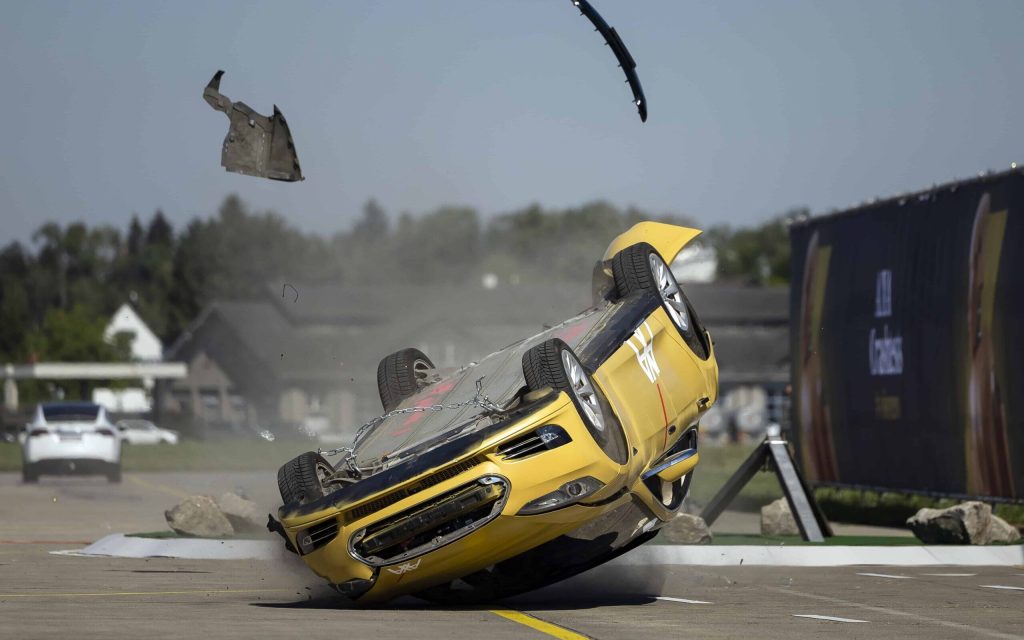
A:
570 0 647 122
203 70 304 182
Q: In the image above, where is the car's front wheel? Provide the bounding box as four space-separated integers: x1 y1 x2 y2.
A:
522 339 628 463
22 464 38 483
277 452 334 507
376 348 436 412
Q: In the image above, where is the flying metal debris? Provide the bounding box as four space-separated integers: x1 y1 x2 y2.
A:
570 0 648 122
203 70 303 182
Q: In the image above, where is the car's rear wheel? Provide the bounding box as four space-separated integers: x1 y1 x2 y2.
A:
522 339 627 463
277 452 334 507
22 464 38 483
377 348 435 412
107 464 122 483
611 242 709 359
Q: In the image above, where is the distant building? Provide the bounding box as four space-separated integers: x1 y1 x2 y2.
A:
104 303 163 361
161 281 788 439
93 303 163 413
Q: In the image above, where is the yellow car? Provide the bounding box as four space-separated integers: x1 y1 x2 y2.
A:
270 222 719 604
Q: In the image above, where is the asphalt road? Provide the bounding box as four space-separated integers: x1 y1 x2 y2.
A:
1 472 1021 640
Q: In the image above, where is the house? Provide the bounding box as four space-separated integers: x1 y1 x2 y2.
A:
92 303 164 413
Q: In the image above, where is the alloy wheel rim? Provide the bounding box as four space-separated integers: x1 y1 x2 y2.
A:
412 359 432 387
561 350 605 432
649 253 689 332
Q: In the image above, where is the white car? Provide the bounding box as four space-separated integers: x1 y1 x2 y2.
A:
116 419 179 446
22 402 122 483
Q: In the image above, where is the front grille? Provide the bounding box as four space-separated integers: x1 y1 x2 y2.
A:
344 457 481 523
350 476 508 566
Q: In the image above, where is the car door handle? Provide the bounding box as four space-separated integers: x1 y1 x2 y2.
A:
697 396 711 410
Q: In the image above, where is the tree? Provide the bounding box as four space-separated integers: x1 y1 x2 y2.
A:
145 210 174 247
127 215 144 256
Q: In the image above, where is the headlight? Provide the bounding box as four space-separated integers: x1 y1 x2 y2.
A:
518 476 604 515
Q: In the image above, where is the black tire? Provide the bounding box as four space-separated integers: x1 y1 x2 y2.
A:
611 241 659 299
22 464 38 483
610 242 709 359
377 348 435 412
107 464 122 484
277 452 333 507
522 339 628 463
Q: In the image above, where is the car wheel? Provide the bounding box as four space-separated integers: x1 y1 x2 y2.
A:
522 339 628 463
107 464 122 483
22 464 38 483
377 348 435 412
277 452 334 507
611 242 709 359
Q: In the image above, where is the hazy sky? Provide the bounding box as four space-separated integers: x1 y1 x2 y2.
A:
1 1 1021 244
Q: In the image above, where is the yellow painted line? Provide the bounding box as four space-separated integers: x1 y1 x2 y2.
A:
490 610 592 640
126 475 189 499
0 588 290 598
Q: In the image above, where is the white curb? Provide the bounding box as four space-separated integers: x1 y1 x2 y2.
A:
54 535 1024 567
617 544 1024 567
52 534 282 560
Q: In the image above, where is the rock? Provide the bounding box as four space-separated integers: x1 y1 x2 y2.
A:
215 491 264 533
761 497 799 536
989 514 1022 544
906 501 994 544
165 495 234 538
660 513 713 545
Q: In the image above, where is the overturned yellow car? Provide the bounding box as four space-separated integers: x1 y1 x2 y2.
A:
270 222 719 604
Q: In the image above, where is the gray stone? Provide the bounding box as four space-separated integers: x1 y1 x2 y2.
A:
165 495 234 538
760 497 799 536
989 514 1022 544
215 491 264 533
660 513 713 545
906 501 994 545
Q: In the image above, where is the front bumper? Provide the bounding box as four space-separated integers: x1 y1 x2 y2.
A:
280 393 635 603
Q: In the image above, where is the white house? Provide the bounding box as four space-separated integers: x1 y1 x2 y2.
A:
103 303 163 361
94 304 164 413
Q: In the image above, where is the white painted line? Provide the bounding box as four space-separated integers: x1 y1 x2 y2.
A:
921 573 976 577
774 586 1022 640
656 596 712 604
793 614 868 623
856 572 911 579
980 585 1024 591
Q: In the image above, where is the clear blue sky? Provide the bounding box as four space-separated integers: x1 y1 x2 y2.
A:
1 0 1021 244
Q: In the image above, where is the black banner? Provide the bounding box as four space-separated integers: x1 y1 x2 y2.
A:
790 169 1024 501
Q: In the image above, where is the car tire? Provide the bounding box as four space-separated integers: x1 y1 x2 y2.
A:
611 242 709 359
377 348 435 412
22 464 38 483
277 452 334 507
522 339 628 463
107 464 122 483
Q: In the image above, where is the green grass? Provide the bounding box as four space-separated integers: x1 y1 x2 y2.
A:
0 440 315 472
